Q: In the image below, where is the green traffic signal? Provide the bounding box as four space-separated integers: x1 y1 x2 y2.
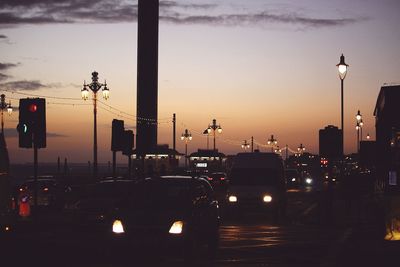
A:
22 123 28 133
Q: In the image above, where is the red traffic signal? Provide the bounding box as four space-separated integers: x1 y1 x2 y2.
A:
29 104 37 112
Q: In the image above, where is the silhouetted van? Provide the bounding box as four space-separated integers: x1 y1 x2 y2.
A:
225 152 286 220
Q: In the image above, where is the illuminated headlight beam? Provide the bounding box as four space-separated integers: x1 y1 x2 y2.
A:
228 195 237 202
112 220 124 234
169 221 184 234
263 195 272 203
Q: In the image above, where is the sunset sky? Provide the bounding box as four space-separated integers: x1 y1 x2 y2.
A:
1 0 400 163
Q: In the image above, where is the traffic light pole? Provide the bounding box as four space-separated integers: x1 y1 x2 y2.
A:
112 151 116 178
33 142 38 209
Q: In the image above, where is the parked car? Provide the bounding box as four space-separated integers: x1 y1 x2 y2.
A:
111 176 220 260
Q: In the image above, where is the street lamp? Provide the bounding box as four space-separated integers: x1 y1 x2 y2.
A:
267 134 278 152
81 71 110 180
359 119 364 141
356 122 360 153
355 110 364 153
241 140 250 151
0 94 13 134
336 54 349 156
366 133 370 140
180 129 192 169
297 143 306 155
274 146 282 154
207 119 222 151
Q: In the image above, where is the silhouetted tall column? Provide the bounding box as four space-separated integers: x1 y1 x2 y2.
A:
136 0 159 157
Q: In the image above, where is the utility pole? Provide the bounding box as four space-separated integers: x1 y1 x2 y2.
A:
286 144 288 162
173 113 176 152
251 136 254 152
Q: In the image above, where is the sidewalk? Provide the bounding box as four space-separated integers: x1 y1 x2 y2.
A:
318 182 400 267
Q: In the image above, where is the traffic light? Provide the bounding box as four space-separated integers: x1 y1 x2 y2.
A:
17 98 46 148
111 119 125 152
122 130 134 156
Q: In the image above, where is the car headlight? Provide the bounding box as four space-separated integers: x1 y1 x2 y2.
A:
263 195 272 203
306 178 312 184
169 220 184 234
112 219 124 234
228 195 237 202
291 178 296 182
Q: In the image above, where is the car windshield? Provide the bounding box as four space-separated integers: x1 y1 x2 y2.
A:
230 168 279 186
285 170 299 178
25 180 56 188
123 180 191 211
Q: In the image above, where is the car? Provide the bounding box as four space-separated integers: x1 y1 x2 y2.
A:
285 169 301 188
17 176 59 207
110 176 220 261
206 172 227 184
64 179 135 227
225 152 287 220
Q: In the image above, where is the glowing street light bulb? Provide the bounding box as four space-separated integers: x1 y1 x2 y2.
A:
337 54 349 80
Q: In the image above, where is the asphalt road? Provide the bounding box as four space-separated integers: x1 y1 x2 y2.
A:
2 186 394 267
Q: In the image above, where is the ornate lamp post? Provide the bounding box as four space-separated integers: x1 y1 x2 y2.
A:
241 140 250 151
207 119 222 151
337 54 349 156
267 134 278 152
297 143 306 155
180 129 192 169
274 145 282 154
0 94 13 134
81 71 110 180
356 122 360 153
355 110 363 153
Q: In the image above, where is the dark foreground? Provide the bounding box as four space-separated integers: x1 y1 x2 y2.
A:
1 186 399 267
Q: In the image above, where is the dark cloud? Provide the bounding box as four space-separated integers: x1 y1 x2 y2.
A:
161 12 362 28
0 0 363 29
0 62 19 71
0 80 51 91
0 34 7 38
4 128 66 138
0 73 11 81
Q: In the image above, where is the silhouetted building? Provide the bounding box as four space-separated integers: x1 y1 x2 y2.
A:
319 125 343 160
359 140 376 170
133 144 181 176
374 84 400 193
189 149 226 173
374 84 400 240
136 0 159 157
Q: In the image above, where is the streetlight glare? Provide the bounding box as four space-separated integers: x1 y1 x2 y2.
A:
336 54 349 80
356 110 362 121
81 83 89 101
102 86 110 100
338 64 347 75
7 102 12 115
